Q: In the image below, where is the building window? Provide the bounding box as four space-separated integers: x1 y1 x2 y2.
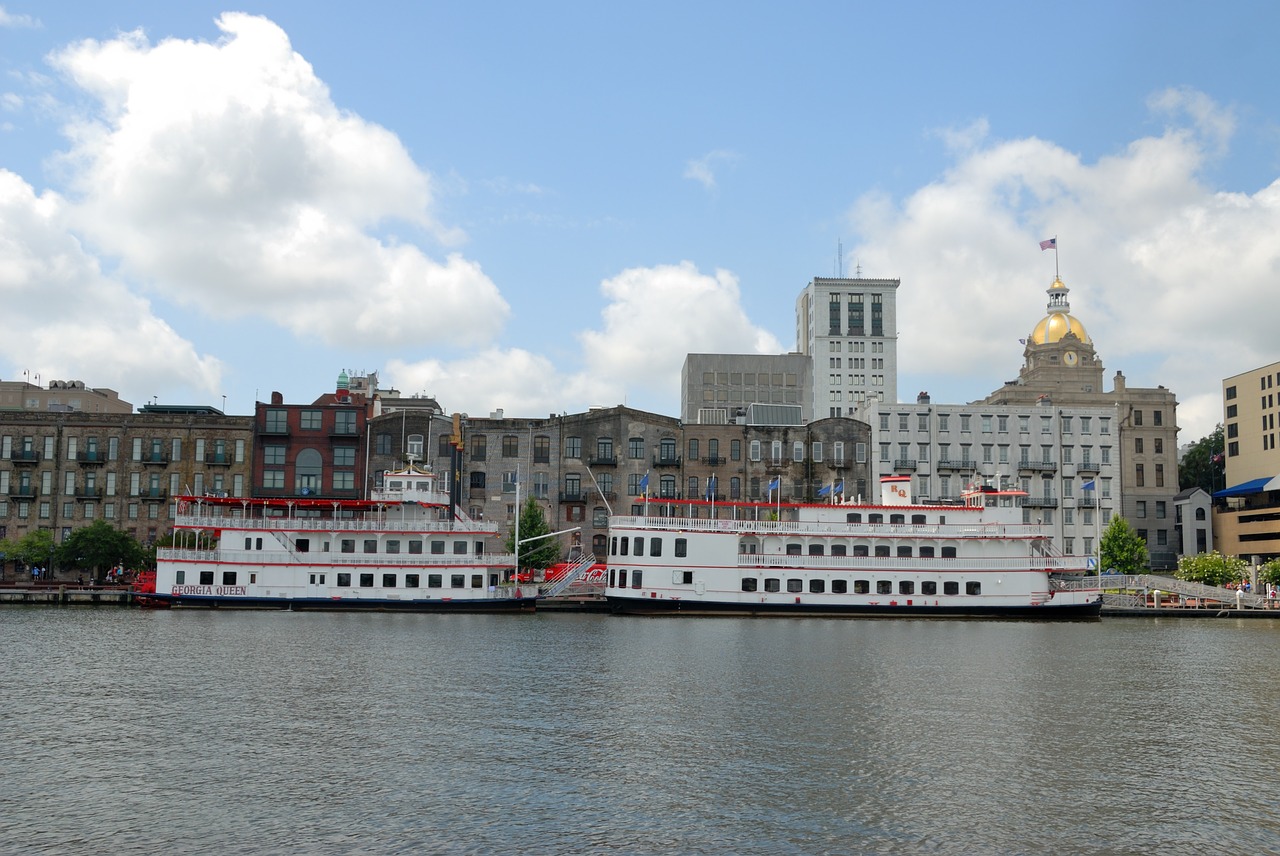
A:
265 409 288 433
628 437 644 459
564 436 581 459
334 411 357 434
406 434 423 458
502 435 519 457
300 410 322 430
533 435 550 463
471 434 488 461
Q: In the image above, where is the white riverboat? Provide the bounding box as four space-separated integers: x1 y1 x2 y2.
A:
604 475 1101 618
150 465 535 611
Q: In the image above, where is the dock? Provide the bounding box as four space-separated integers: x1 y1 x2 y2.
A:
0 583 138 606
1098 573 1278 618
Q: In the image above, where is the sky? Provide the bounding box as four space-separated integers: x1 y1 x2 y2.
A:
2 2 1278 444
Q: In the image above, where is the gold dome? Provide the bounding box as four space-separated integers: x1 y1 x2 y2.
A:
1029 277 1090 344
1030 313 1090 344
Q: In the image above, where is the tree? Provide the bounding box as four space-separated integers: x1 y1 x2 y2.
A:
1258 559 1280 589
1179 425 1224 494
2 529 56 579
1176 551 1248 587
505 497 561 572
57 520 147 584
1099 515 1149 575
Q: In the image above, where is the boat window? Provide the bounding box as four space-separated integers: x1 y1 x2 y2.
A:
244 537 252 550
388 480 403 491
296 538 309 553
475 542 484 555
876 580 892 594
408 540 423 554
868 513 883 524
967 581 981 595
608 569 616 587
922 581 937 595
941 546 957 558
853 545 869 557
631 570 643 589
650 538 662 557
874 546 890 557
890 514 905 525
854 580 869 594
787 578 803 593
199 571 214 585
386 540 400 554
222 571 236 585
619 570 628 588
359 573 374 588
471 575 483 588
899 581 914 595
610 536 617 556
786 543 802 555
920 546 935 558
764 578 780 593
809 579 825 593
846 512 862 523
897 546 912 557
831 579 847 594
405 574 420 588
337 573 351 587
633 537 645 557
620 538 629 556
453 541 467 554
175 571 186 584
364 539 377 554
912 514 926 525
431 541 445 554
675 538 687 558
428 574 442 588
451 574 465 588
741 577 758 592
340 539 355 554
809 544 824 555
944 581 959 595
674 571 693 585
382 574 396 588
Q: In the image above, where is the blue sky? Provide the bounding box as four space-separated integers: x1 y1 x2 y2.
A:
2 2 1278 442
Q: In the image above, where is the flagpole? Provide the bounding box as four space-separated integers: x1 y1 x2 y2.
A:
1054 235 1060 279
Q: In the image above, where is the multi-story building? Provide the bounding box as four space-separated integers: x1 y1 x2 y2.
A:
0 404 253 574
980 276 1180 569
855 392 1119 559
681 353 813 424
0 378 132 414
795 275 900 417
1213 361 1280 563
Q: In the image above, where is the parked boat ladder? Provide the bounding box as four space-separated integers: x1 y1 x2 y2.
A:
539 553 597 599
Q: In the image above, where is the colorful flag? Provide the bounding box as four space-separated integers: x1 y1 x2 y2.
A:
768 476 781 491
1039 238 1057 250
817 483 831 497
834 480 844 495
705 474 717 500
638 472 649 492
1081 479 1096 491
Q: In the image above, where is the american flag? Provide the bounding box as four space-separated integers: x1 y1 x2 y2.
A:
1039 238 1057 250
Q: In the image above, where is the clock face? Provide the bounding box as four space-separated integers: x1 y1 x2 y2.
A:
1064 350 1078 366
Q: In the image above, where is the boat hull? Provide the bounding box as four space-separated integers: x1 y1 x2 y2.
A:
145 592 537 613
606 595 1101 620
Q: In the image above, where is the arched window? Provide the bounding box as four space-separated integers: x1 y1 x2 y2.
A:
296 449 323 496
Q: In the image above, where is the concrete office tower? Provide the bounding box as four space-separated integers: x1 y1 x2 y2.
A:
795 276 900 418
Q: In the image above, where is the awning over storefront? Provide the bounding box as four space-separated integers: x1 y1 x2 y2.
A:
1213 475 1280 498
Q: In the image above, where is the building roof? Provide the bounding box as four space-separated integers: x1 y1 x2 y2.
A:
1213 475 1280 498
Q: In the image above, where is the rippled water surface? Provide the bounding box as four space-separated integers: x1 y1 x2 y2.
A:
2 608 1279 855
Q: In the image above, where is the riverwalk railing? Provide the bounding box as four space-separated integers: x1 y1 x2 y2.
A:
540 554 598 599
1094 574 1270 610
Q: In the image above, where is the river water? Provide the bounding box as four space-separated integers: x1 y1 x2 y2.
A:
1 608 1278 855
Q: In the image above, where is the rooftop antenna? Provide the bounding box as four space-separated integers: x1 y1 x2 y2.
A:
855 261 863 278
835 240 843 277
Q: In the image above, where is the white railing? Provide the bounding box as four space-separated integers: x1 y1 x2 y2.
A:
734 554 1090 573
173 513 498 535
609 515 1047 541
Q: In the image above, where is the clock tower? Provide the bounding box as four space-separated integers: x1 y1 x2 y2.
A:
1014 277 1104 395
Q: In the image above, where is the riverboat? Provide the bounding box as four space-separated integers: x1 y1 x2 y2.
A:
148 465 535 611
604 475 1101 618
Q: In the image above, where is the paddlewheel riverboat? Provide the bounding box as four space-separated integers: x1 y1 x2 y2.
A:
149 465 536 611
604 475 1101 618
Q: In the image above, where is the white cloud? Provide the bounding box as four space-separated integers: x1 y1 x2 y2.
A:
847 93 1280 441
0 6 39 28
0 169 223 398
48 12 507 349
389 261 784 416
684 149 740 190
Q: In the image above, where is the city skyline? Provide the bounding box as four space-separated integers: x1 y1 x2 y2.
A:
3 3 1279 442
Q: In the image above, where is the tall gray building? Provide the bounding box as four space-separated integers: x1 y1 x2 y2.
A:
795 276 900 418
681 354 812 425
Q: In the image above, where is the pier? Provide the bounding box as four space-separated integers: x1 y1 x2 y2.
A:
0 583 138 607
1097 573 1277 618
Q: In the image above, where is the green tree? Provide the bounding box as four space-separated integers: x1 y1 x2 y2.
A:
1175 551 1248 587
1258 559 1280 589
1179 425 1224 494
57 520 147 584
505 497 561 572
2 529 56 579
1099 515 1149 575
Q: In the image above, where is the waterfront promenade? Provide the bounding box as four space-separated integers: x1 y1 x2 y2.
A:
0 582 137 606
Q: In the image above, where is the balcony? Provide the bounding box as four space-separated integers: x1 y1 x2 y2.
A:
652 454 682 468
9 450 39 465
75 487 105 500
703 456 726 467
204 453 232 466
893 459 917 471
1076 496 1097 508
1018 460 1057 472
587 455 617 468
140 454 170 466
7 485 37 498
1077 461 1101 474
76 452 106 466
137 488 169 501
827 459 849 469
936 459 977 472
559 491 586 503
1022 496 1059 508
